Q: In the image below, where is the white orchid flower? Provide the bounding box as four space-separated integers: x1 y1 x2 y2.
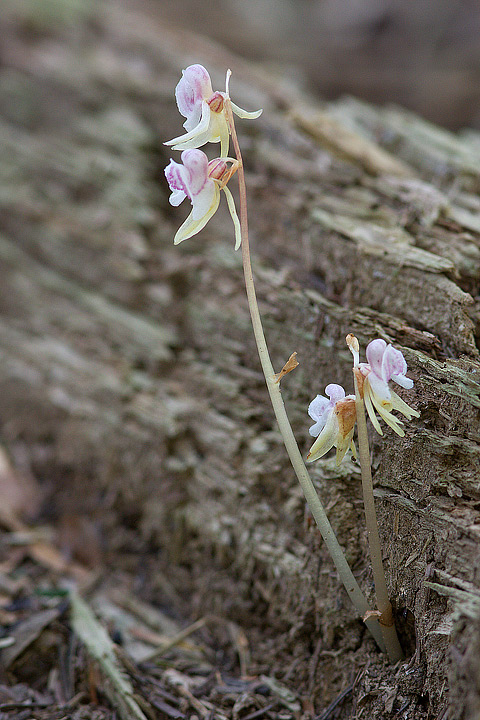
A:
307 384 357 465
360 339 420 436
165 148 241 248
165 64 262 158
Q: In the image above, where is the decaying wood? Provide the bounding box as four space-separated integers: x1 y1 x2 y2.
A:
1 2 480 718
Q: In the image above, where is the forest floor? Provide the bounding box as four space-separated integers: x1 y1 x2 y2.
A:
0 445 428 720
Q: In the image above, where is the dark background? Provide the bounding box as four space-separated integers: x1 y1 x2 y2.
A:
157 0 480 130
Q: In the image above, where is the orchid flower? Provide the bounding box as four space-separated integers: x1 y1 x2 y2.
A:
165 148 241 248
165 64 262 158
307 384 357 465
359 339 420 436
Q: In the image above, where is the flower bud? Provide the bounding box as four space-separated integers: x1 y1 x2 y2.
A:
207 158 228 180
207 91 225 113
335 398 357 438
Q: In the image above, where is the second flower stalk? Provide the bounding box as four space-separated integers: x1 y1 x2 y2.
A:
307 334 420 661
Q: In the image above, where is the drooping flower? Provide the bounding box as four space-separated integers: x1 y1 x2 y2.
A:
359 339 419 436
165 64 262 157
165 148 241 248
307 384 357 465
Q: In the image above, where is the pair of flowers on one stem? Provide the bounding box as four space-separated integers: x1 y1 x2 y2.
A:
165 66 420 467
165 65 419 467
164 64 261 248
308 338 419 465
165 63 417 659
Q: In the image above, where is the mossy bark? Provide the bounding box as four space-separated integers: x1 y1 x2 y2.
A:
1 3 480 718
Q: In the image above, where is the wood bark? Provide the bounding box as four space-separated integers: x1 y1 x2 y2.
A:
1 2 480 717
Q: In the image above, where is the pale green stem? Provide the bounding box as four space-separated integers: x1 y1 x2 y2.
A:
225 97 385 652
353 372 404 662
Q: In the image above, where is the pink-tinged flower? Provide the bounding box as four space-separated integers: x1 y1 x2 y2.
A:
165 64 262 157
165 149 241 248
360 339 419 436
307 384 357 465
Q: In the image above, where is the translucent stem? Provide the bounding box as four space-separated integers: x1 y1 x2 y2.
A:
224 94 385 652
353 372 404 662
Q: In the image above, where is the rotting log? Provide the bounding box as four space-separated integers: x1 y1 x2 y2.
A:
1 3 480 718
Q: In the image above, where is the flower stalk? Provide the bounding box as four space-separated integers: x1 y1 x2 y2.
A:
224 85 385 652
348 335 404 662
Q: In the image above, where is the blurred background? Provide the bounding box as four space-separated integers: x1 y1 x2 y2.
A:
3 0 479 129
156 0 480 130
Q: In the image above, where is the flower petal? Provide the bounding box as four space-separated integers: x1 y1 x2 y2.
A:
175 64 213 130
308 394 331 425
165 158 189 205
374 401 405 437
390 390 420 420
382 344 408 384
366 339 387 379
180 149 209 194
363 384 383 436
178 149 217 221
191 181 216 221
325 383 346 404
307 410 338 462
206 113 231 157
391 373 414 390
170 129 213 152
173 187 220 245
165 101 211 148
220 123 230 159
336 428 354 466
308 394 331 420
309 420 325 438
365 370 391 407
367 383 406 436
168 188 187 207
230 100 263 120
222 185 242 250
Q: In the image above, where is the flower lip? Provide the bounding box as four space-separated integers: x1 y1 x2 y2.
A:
164 159 188 206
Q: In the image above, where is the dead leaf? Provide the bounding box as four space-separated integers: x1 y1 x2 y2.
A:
0 607 61 668
273 352 299 383
0 445 41 520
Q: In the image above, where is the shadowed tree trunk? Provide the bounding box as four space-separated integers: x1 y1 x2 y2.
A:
1 2 480 718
